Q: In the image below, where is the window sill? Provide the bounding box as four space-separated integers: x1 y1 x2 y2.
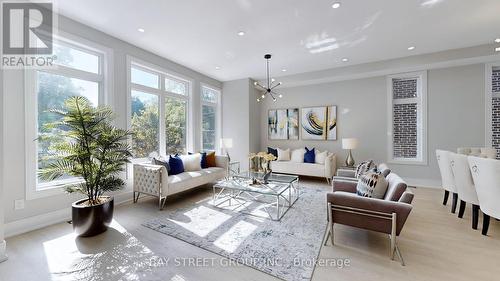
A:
388 158 428 166
27 179 84 201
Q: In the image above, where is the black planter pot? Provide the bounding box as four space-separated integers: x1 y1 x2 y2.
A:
72 196 114 237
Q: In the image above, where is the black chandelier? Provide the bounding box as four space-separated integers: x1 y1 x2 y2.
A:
254 54 282 102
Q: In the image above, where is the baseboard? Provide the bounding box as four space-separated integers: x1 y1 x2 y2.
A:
5 191 133 239
0 240 7 263
405 178 441 189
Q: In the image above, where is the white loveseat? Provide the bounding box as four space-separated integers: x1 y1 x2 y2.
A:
133 155 228 209
269 150 337 183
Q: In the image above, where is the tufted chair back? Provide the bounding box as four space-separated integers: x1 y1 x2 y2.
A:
450 153 479 205
436 150 457 193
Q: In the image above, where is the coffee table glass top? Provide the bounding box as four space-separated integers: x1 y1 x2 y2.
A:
234 171 298 184
214 178 291 195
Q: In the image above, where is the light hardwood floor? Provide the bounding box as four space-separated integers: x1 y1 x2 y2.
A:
1 179 499 281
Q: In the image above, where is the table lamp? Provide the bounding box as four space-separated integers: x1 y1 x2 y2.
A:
220 138 233 162
342 138 358 167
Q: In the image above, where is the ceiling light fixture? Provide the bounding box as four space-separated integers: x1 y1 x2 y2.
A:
237 31 245 36
215 66 221 70
496 47 500 52
254 54 282 102
281 68 287 72
341 58 349 62
332 2 341 9
495 38 500 43
408 46 416 50
137 28 145 33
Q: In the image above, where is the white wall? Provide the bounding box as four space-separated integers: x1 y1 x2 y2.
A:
259 64 486 187
1 14 221 228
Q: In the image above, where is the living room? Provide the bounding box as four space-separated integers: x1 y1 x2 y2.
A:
1 1 500 280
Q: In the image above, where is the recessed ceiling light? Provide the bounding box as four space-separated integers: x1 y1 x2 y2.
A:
215 66 221 70
495 38 500 43
408 46 416 50
496 47 500 52
237 31 245 36
281 68 287 72
332 2 341 8
341 58 349 62
137 28 145 33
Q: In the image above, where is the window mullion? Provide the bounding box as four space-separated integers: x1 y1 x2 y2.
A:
159 78 166 157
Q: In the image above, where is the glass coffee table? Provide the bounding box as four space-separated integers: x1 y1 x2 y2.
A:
212 171 299 221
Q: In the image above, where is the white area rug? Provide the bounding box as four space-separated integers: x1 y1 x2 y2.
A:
143 187 328 281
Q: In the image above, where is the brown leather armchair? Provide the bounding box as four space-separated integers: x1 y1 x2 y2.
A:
325 172 414 265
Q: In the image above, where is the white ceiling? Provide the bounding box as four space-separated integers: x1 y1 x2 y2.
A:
54 0 500 82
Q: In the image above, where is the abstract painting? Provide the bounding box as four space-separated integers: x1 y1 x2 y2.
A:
301 107 328 140
268 109 288 140
327 106 337 140
287 108 299 140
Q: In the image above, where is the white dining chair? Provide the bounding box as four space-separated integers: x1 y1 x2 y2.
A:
450 153 480 229
468 156 500 235
436 150 458 213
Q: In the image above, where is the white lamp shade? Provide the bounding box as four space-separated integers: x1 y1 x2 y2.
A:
342 138 358 150
220 138 233 148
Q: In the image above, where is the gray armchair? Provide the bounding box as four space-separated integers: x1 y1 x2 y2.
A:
325 172 414 265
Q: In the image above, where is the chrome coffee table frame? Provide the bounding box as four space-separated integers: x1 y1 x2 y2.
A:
212 173 299 221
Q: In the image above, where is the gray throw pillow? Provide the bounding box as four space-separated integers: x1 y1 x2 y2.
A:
356 172 389 199
153 157 171 173
355 160 375 178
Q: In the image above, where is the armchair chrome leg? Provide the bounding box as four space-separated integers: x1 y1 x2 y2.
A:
325 202 334 246
133 192 140 203
394 243 406 266
323 225 331 246
390 213 397 260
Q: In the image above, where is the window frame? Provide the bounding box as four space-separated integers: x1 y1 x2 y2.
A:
386 71 427 165
126 56 193 163
24 32 113 200
200 84 221 152
485 62 500 150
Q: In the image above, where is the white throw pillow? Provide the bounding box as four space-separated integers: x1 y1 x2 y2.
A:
356 172 389 199
277 148 291 161
290 148 305 163
180 154 202 171
315 150 328 164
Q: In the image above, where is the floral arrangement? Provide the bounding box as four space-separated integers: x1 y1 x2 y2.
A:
249 152 276 172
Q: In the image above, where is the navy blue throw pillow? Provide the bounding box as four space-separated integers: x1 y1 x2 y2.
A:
304 147 315 163
153 157 171 173
267 147 278 158
169 154 184 175
189 152 208 169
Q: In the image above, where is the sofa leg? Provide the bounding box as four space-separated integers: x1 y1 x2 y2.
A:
442 190 449 205
482 214 491 236
451 193 458 213
159 197 167 210
472 205 479 230
458 200 466 218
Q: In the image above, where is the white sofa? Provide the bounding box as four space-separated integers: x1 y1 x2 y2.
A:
133 155 228 209
270 152 336 183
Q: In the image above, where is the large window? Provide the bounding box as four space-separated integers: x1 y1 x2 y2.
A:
486 64 500 159
201 86 220 151
387 71 427 164
129 61 190 158
27 39 106 193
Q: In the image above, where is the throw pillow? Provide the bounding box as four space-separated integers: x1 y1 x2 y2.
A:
355 160 374 178
189 152 208 169
152 157 171 173
356 172 389 199
267 147 278 158
304 147 315 163
315 150 328 164
277 148 290 161
206 151 216 167
181 153 202 171
169 155 184 175
290 148 305 163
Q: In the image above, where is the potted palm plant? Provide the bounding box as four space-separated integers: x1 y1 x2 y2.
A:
39 96 132 237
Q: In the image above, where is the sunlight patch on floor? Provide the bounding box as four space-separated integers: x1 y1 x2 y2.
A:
213 220 258 253
172 205 231 237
